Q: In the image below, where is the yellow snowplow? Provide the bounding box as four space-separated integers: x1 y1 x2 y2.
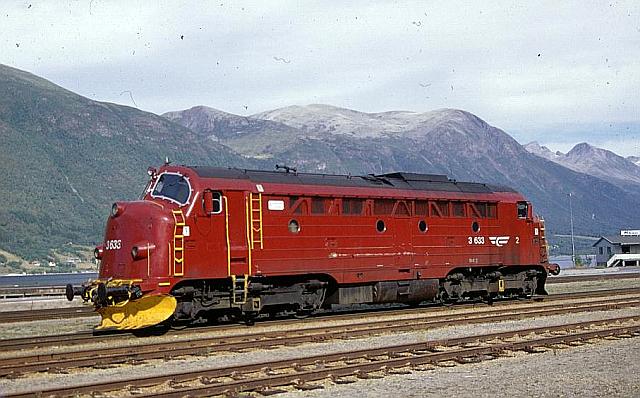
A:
66 280 176 331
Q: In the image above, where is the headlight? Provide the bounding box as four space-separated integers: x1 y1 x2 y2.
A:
131 243 155 260
94 246 104 260
111 203 121 217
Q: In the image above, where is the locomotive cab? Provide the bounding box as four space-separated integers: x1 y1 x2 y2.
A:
66 169 198 331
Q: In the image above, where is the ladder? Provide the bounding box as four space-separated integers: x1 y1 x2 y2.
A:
231 274 249 304
172 210 185 276
538 217 549 261
249 193 263 249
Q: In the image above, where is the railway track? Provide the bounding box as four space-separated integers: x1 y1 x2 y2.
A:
0 287 637 350
0 287 638 349
0 306 95 323
546 272 640 284
0 286 66 299
1 277 638 326
6 315 640 397
1 288 639 377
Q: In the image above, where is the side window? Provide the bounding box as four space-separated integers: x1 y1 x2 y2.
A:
291 199 308 215
430 201 450 217
487 203 497 218
415 200 428 216
343 198 364 215
289 196 299 211
393 201 411 217
471 203 486 218
429 202 442 217
204 191 222 214
452 202 465 217
311 197 325 215
599 247 603 255
212 192 222 213
374 199 394 215
436 201 450 217
517 202 528 219
607 246 612 254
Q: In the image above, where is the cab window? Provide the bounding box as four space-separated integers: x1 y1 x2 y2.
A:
203 190 223 214
151 173 191 205
210 191 222 214
517 202 528 219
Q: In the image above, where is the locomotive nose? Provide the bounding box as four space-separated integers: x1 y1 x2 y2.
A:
99 200 173 280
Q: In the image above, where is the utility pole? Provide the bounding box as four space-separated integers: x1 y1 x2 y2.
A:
569 192 576 267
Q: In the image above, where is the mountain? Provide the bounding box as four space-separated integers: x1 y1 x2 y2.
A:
252 104 442 138
165 105 640 239
0 64 257 259
162 105 304 159
3 62 640 259
627 156 640 166
525 141 640 190
523 142 563 162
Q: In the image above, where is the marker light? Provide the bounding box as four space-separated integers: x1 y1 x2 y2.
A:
94 245 104 260
111 203 123 218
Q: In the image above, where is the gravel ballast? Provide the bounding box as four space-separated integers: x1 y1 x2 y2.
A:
0 276 638 396
279 336 640 398
1 306 639 396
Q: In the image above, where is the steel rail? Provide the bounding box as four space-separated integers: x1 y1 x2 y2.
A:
0 306 95 323
7 316 640 398
2 294 639 376
0 286 66 299
547 272 640 284
0 287 638 351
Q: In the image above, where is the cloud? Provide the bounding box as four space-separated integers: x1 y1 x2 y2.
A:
1 0 639 151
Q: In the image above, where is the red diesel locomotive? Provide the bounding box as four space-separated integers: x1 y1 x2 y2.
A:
67 165 559 331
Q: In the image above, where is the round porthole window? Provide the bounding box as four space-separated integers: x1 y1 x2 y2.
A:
418 220 428 233
376 220 386 233
472 221 480 233
288 219 300 234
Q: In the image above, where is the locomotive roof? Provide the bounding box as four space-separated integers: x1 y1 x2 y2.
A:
189 167 516 194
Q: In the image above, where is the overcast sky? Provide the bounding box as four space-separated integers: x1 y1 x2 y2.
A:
2 1 639 155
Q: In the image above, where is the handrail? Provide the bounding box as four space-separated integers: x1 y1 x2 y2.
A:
223 196 231 277
607 253 640 267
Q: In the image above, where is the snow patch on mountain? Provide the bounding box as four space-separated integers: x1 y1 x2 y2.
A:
525 141 640 185
252 104 483 138
524 142 564 161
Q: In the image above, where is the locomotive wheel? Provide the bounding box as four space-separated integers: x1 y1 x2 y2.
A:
294 310 313 319
243 312 258 326
485 294 494 306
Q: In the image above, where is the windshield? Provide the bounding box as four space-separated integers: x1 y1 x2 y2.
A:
151 173 191 205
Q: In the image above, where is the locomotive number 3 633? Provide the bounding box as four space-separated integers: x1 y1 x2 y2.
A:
468 236 485 245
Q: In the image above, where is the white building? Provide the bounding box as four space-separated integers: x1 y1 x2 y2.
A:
593 230 640 267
